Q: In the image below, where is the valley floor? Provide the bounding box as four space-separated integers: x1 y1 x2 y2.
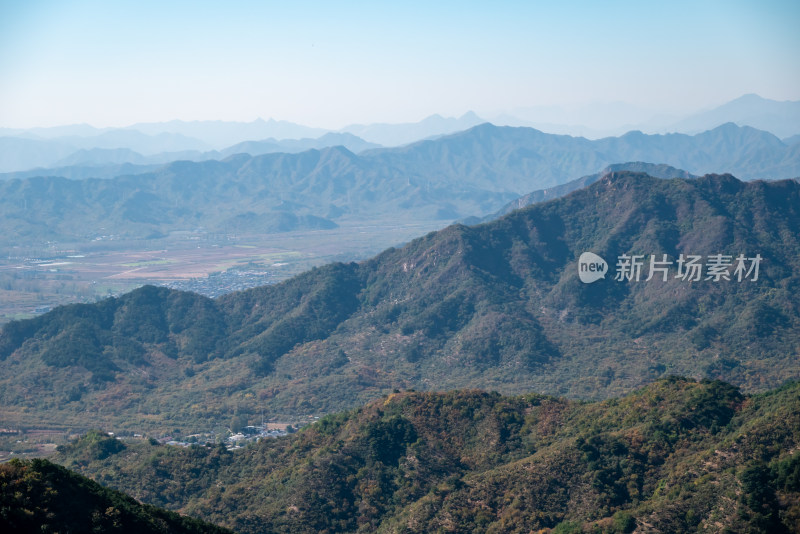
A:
0 219 446 324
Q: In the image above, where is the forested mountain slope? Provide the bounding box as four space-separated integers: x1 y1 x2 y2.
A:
55 378 800 533
1 173 798 432
0 457 232 533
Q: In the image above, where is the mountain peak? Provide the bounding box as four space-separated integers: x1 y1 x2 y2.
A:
733 93 766 103
670 94 800 138
318 144 357 159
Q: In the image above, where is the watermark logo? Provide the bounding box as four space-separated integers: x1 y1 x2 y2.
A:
578 252 608 284
578 252 762 284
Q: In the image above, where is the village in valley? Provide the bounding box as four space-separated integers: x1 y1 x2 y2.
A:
0 417 319 461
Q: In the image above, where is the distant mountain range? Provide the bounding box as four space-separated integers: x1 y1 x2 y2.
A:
0 131 381 174
2 94 798 173
666 94 800 139
0 122 797 246
339 111 486 146
494 94 800 139
1 173 798 433
217 131 382 158
125 118 329 148
51 132 382 167
0 130 213 172
0 113 486 173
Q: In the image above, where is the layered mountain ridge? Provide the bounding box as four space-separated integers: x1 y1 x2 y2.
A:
1 172 798 433
1 123 798 245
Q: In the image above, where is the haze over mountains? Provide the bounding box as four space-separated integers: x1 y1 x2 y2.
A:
0 130 380 175
493 93 800 140
0 112 485 173
667 94 800 138
1 94 798 174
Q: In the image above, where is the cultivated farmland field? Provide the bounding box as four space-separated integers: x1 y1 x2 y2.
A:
0 218 445 324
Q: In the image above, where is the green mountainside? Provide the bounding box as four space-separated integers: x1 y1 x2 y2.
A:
0 457 232 533
1 123 798 245
1 173 798 434
53 378 800 533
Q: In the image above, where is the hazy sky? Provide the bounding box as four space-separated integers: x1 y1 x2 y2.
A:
1 0 798 129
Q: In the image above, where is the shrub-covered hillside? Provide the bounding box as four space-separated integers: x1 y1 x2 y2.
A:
0 457 232 533
56 378 800 533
